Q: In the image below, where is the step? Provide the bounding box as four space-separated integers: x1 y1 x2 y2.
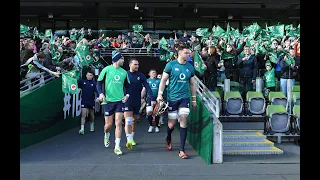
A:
223 138 274 147
223 130 266 139
223 146 283 155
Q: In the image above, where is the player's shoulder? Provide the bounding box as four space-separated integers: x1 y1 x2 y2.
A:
167 59 177 66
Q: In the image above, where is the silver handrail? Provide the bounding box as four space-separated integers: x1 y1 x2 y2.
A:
100 48 158 57
20 72 56 95
194 76 223 164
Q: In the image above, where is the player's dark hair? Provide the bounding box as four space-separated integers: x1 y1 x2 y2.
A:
129 57 138 65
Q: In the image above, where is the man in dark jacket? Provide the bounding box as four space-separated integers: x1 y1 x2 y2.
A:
280 49 297 96
236 46 258 100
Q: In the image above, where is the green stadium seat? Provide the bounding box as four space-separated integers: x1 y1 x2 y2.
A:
292 92 300 105
293 105 300 134
268 92 288 109
246 91 266 115
224 91 243 115
292 85 300 92
265 105 290 134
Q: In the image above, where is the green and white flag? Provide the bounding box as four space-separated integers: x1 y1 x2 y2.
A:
20 24 29 34
100 38 109 48
193 51 206 75
51 44 62 65
62 70 80 94
196 28 209 36
75 44 94 66
45 29 52 37
133 24 143 32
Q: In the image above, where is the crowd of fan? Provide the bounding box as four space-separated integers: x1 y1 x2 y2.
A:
20 27 300 99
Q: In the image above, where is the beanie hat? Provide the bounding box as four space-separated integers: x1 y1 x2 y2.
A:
265 61 272 67
112 50 123 62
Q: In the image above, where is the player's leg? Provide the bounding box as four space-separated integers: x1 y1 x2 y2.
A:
166 100 179 151
103 103 115 148
131 105 141 145
114 101 125 155
89 105 95 132
177 98 191 159
124 98 134 150
146 97 154 132
79 106 88 135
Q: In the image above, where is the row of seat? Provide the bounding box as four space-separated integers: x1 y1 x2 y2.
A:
211 85 300 136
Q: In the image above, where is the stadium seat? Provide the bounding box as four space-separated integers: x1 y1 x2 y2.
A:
293 105 300 135
265 105 290 135
292 85 300 92
224 91 244 116
292 92 300 105
268 92 288 109
246 91 266 116
212 91 222 115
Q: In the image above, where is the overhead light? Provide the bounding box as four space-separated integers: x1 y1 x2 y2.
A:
48 13 53 18
194 8 198 13
228 15 233 20
134 3 139 10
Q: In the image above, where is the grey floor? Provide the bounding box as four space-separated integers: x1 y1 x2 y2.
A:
20 115 300 180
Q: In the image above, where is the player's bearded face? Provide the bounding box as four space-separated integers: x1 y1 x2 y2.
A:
118 57 124 66
180 49 191 61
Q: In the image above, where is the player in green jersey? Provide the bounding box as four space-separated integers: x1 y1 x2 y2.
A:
157 42 197 159
97 50 130 156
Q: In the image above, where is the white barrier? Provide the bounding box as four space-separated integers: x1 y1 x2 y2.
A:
195 76 223 164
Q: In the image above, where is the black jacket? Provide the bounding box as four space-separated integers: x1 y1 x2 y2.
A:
280 59 297 79
236 54 258 79
205 54 220 75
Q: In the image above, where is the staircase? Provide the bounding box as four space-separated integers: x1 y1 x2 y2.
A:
223 130 283 155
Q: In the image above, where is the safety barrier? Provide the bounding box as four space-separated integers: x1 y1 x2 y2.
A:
20 77 81 149
195 76 223 164
20 72 56 96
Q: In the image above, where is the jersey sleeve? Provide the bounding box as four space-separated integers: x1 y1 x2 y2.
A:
97 67 107 81
163 62 172 74
141 74 154 100
190 65 195 77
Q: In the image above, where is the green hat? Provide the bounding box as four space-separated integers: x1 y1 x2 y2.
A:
265 61 272 67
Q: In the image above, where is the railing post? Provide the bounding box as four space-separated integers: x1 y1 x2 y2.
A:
287 79 293 114
256 77 263 92
213 118 223 164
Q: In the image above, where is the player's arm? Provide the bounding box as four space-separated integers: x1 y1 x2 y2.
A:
123 72 131 95
96 68 107 100
157 72 169 101
142 76 154 101
141 87 146 99
189 76 197 102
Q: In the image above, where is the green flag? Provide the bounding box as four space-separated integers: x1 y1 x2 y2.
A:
268 24 284 38
193 51 206 75
133 24 143 32
62 70 79 94
159 49 173 62
51 44 62 65
212 25 225 37
100 38 109 48
268 52 278 64
75 44 94 66
70 31 78 41
20 24 29 34
196 28 209 36
45 29 52 37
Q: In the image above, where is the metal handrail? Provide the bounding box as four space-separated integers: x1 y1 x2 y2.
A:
194 76 223 164
20 72 56 95
100 48 159 57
